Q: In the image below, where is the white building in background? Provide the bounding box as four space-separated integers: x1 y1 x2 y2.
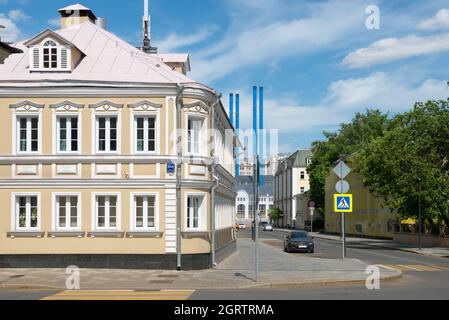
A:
274 149 313 228
235 176 274 224
238 154 288 177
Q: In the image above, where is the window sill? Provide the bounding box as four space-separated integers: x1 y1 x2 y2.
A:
7 232 45 239
48 231 85 238
126 231 164 239
182 231 210 240
87 231 124 238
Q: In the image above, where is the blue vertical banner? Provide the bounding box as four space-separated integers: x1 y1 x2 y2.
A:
235 94 240 177
229 93 234 127
259 86 264 186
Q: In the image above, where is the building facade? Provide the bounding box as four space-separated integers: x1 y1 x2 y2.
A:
274 149 312 228
238 154 288 177
0 5 237 270
235 176 274 224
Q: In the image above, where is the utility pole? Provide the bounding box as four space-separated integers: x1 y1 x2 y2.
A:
418 177 422 251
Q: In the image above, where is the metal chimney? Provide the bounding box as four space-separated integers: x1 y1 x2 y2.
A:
229 93 234 127
235 94 240 176
259 87 264 185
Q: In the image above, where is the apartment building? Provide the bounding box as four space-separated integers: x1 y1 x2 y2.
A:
274 149 312 228
0 4 237 270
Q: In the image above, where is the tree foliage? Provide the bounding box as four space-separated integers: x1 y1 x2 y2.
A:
268 207 283 222
357 100 449 224
307 110 391 216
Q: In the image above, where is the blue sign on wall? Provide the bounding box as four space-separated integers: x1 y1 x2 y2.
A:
167 163 175 174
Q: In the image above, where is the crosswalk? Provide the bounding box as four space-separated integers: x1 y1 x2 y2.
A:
379 264 449 272
41 290 195 300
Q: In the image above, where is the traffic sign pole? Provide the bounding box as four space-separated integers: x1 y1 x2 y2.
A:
340 165 346 259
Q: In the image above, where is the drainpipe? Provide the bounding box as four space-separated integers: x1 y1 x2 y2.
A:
176 84 184 271
210 92 221 267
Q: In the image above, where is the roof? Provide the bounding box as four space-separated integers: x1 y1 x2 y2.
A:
0 42 22 54
0 21 210 89
277 149 312 173
236 176 274 197
58 4 92 12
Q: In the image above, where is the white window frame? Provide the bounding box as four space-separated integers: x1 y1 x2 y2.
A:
184 193 207 231
131 113 159 154
91 193 121 231
130 192 160 231
29 37 72 72
52 193 82 231
185 114 207 156
94 114 120 154
56 114 80 154
11 193 41 232
14 113 42 155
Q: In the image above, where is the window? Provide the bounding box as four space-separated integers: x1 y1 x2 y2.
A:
135 116 156 153
55 195 80 230
237 204 245 218
96 116 118 152
187 117 203 155
133 195 157 230
300 187 305 194
17 116 39 153
186 196 203 230
300 171 305 180
95 195 119 230
43 40 58 69
29 38 71 72
57 116 79 153
14 195 39 231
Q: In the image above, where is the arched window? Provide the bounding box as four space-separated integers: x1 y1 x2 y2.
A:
43 40 58 69
237 205 246 218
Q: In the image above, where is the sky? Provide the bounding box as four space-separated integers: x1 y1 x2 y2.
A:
1 0 449 154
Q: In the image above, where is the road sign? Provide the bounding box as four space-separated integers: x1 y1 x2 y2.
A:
335 180 350 194
333 161 351 179
334 194 353 213
167 163 175 174
309 207 315 216
308 200 316 208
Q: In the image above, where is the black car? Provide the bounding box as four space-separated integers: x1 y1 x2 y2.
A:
284 231 314 253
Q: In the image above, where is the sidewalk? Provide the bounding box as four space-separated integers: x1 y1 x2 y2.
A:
274 228 449 258
0 239 401 290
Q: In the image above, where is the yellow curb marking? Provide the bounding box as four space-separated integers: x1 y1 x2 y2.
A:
381 264 446 272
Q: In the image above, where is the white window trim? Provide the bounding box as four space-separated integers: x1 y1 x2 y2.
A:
184 114 207 157
91 192 121 231
52 192 82 232
11 193 41 232
53 113 82 155
29 37 72 72
13 112 42 155
184 192 207 232
130 111 160 155
130 192 160 232
92 112 121 155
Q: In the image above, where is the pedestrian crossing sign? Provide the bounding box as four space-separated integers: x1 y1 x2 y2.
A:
334 194 353 213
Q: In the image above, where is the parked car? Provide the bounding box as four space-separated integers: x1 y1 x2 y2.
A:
284 231 314 253
263 224 274 232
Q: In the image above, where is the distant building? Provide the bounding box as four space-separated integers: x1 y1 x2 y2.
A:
238 154 288 177
325 161 399 239
235 176 274 223
274 149 312 228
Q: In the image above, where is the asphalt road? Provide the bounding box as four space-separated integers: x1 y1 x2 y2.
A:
1 229 448 300
189 229 449 300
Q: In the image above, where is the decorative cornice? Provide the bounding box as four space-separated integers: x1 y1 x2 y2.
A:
49 100 85 111
127 100 163 111
183 100 210 115
89 100 124 111
9 100 44 111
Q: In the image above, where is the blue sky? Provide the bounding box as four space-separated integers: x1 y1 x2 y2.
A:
1 0 449 154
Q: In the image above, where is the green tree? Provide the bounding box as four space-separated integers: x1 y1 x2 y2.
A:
357 100 449 225
308 110 391 216
268 207 283 223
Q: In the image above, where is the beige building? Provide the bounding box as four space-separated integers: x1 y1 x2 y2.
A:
0 5 237 270
274 150 312 228
238 154 288 176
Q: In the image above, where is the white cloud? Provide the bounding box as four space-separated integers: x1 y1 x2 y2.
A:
190 0 366 82
342 33 449 68
232 73 448 135
8 9 30 22
418 9 449 30
157 26 218 53
0 13 21 42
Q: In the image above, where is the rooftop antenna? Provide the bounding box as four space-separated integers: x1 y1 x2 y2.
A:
142 0 157 54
